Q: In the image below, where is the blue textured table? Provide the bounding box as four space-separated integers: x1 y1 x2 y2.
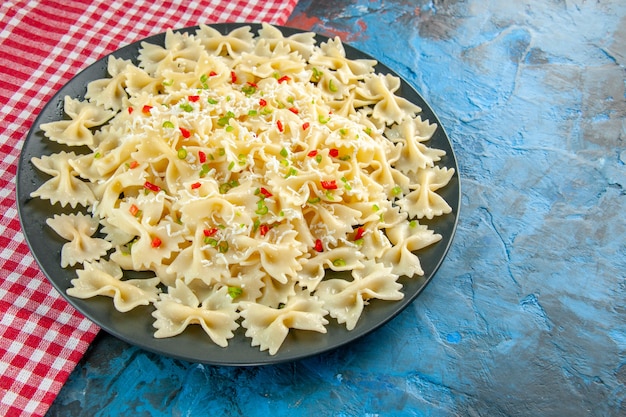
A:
47 1 626 415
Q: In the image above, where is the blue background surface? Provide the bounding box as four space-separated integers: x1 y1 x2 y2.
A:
48 1 626 415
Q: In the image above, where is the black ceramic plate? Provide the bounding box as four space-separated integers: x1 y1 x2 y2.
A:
16 23 460 366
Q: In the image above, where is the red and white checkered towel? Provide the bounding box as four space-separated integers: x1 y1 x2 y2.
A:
0 1 298 415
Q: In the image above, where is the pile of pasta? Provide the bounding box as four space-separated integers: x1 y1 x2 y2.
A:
31 24 454 355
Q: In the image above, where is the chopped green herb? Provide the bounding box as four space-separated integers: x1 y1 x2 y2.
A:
255 200 269 215
341 177 352 190
180 103 194 112
311 67 323 82
242 84 256 96
218 241 229 253
205 237 218 246
219 180 238 194
228 286 243 299
218 111 236 126
332 259 346 267
285 167 297 178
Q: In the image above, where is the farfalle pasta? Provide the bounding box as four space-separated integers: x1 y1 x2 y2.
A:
30 24 455 355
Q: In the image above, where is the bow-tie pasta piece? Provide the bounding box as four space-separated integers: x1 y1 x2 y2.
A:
40 96 115 147
255 278 297 311
298 246 366 291
85 56 132 112
30 151 96 208
67 260 160 312
397 166 455 220
356 73 422 125
257 22 317 59
386 117 446 174
195 24 255 58
152 280 239 347
46 213 112 267
316 260 403 330
240 43 307 80
165 228 231 287
309 36 376 85
139 29 205 75
229 229 305 285
240 290 329 355
381 222 442 277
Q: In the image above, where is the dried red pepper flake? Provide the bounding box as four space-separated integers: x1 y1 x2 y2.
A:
259 98 267 107
307 149 318 157
259 187 273 198
288 107 299 114
144 181 161 193
188 95 200 102
259 224 270 236
142 105 153 114
277 120 284 132
191 182 202 189
198 151 207 163
129 204 139 216
329 148 339 158
203 228 218 237
128 107 134 114
278 75 291 83
302 122 310 130
128 160 139 169
314 239 323 252
354 227 365 241
179 127 191 138
209 71 217 77
230 71 237 83
320 180 337 190
247 81 258 88
151 236 162 248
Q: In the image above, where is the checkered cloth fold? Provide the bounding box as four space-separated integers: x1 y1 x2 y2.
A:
0 1 298 415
